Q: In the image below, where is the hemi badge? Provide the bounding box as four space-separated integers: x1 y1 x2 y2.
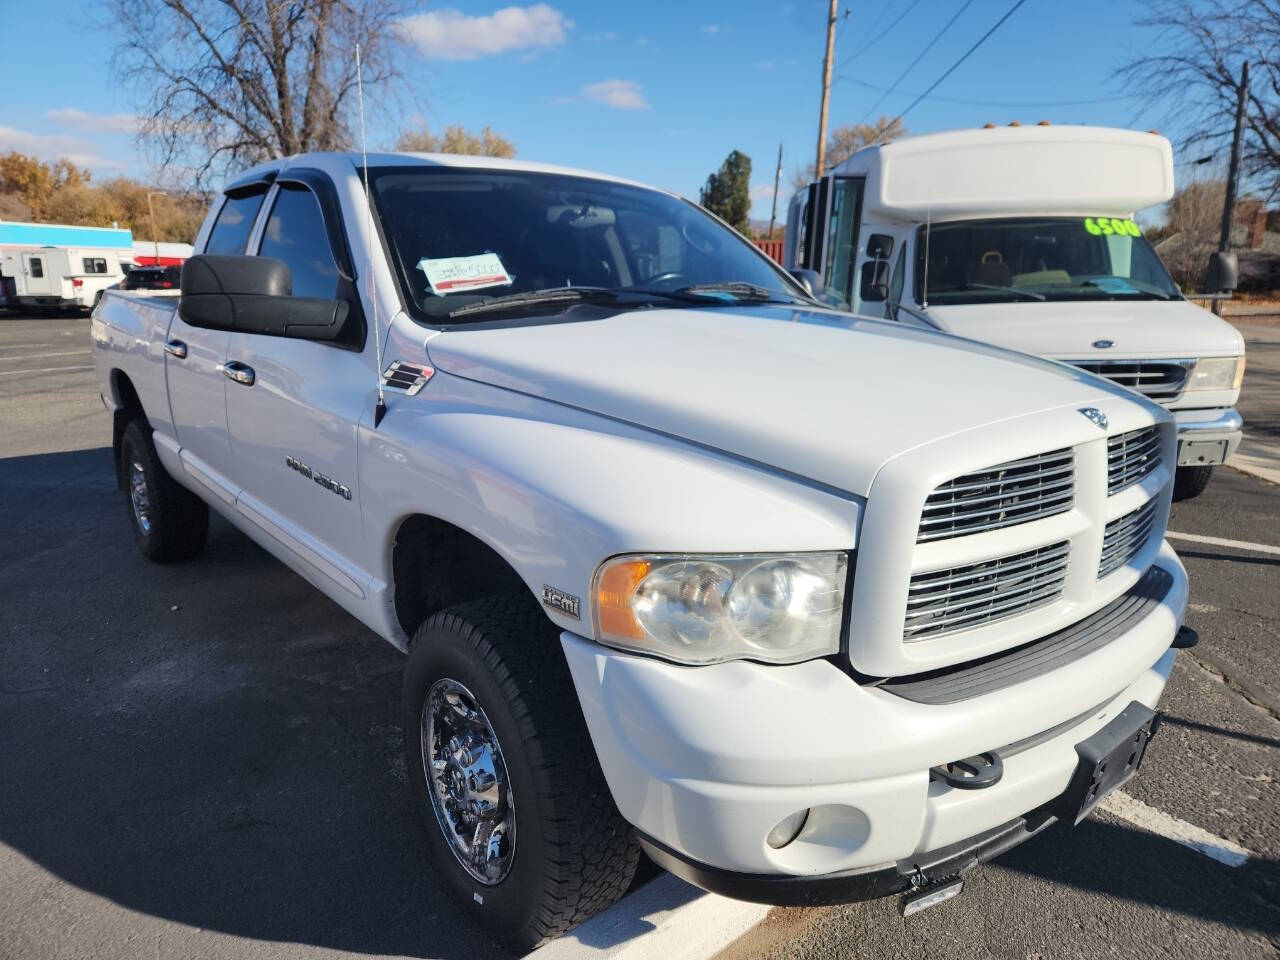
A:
541 585 581 620
382 360 434 396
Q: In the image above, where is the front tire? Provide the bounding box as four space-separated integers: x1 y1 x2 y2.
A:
402 596 638 951
119 419 209 561
1173 464 1214 501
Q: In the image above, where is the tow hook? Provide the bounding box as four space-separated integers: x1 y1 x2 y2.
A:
902 870 965 917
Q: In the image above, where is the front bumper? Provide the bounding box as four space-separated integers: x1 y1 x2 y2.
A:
563 541 1186 887
1173 407 1243 465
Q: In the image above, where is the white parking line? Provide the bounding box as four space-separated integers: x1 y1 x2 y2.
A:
0 364 94 377
1165 530 1280 557
525 874 771 960
1099 790 1252 867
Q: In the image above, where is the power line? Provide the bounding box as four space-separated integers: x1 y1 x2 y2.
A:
836 0 924 69
837 76 1136 108
854 0 976 125
878 0 1030 133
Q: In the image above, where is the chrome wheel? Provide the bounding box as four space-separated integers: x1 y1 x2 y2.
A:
129 460 152 535
421 678 516 884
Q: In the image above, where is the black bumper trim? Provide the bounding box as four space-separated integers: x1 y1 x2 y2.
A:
638 805 1059 907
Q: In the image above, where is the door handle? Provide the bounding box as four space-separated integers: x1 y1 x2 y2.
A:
164 339 188 359
219 360 255 387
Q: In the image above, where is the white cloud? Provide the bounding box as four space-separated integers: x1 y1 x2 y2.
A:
46 108 138 135
701 24 720 34
0 125 101 167
635 35 649 46
756 59 775 70
751 183 783 202
398 4 572 60
581 79 651 110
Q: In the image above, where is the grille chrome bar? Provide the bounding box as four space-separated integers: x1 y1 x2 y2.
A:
904 541 1070 641
1099 499 1158 578
918 449 1075 543
1108 426 1162 495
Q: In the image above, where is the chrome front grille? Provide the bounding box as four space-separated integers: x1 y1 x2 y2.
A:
918 449 1074 543
1108 426 1161 494
1072 359 1191 399
904 541 1071 641
1099 499 1158 578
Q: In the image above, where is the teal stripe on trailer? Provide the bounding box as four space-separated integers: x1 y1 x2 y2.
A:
0 221 134 249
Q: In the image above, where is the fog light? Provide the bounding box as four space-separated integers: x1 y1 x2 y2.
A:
766 809 810 849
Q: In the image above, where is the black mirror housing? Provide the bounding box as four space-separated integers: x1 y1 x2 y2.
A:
1205 250 1238 293
179 254 351 342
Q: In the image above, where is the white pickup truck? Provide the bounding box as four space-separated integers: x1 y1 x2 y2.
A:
93 152 1191 949
785 125 1246 501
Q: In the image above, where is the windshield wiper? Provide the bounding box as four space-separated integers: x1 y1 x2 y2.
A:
934 283 1046 302
671 282 803 303
1076 279 1175 301
447 286 621 318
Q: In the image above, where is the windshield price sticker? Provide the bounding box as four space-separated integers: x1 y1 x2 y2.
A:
1085 217 1142 237
419 253 513 296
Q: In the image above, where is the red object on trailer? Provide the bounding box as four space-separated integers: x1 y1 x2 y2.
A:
132 255 187 267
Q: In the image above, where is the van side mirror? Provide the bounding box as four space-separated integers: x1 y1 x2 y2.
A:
179 254 349 341
860 259 891 302
790 268 823 298
1205 250 1238 293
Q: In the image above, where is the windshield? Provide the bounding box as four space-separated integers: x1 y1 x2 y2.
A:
916 217 1181 305
367 166 806 323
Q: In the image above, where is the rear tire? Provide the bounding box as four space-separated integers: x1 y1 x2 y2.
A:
1173 464 1214 501
119 419 208 562
402 596 638 951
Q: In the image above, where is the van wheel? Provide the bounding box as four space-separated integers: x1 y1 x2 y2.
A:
402 596 638 951
1173 465 1214 501
119 420 208 561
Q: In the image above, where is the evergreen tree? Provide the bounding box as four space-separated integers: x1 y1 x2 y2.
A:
699 150 753 235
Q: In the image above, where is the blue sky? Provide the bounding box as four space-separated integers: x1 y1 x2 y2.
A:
0 1 1200 219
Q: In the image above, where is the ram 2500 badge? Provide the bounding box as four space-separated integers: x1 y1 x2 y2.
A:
92 152 1191 949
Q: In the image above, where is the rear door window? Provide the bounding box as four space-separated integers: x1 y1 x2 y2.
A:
29 257 43 278
205 189 267 255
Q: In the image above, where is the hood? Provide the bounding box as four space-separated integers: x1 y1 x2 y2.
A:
427 306 1143 497
930 298 1245 360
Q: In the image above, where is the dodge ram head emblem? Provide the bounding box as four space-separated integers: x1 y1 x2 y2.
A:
1078 407 1108 430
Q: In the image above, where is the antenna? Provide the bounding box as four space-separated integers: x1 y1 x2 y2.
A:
921 195 932 310
356 42 387 428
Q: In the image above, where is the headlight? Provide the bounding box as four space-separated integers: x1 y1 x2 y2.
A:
1187 356 1245 392
592 552 848 665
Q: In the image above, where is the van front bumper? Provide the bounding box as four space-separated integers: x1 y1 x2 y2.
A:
1173 407 1242 466
562 542 1186 889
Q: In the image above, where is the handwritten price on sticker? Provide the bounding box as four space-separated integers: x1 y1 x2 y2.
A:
1084 217 1142 237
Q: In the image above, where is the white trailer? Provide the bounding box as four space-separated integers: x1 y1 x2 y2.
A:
784 125 1245 500
1 245 127 310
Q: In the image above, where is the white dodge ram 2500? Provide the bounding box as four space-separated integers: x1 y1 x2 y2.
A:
92 152 1191 949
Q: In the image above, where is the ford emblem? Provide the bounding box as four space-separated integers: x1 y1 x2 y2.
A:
1092 339 1115 349
1078 407 1108 430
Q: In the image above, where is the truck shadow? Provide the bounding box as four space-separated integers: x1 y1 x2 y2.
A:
0 447 511 959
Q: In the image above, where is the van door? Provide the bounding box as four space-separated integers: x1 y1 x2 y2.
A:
222 176 372 597
165 186 269 506
795 175 866 310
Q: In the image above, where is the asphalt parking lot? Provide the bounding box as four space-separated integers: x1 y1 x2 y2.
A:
2 313 1278 960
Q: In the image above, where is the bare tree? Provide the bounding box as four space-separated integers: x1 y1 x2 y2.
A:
790 116 908 188
111 0 407 184
1153 179 1228 290
1119 0 1280 199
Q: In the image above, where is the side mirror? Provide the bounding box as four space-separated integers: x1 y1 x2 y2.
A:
860 259 890 302
179 254 349 341
790 268 823 298
1205 250 1238 293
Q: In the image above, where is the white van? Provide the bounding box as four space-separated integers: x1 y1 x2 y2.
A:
785 125 1245 500
1 245 127 311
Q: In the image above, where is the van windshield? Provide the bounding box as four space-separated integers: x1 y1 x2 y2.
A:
367 166 807 323
916 217 1181 305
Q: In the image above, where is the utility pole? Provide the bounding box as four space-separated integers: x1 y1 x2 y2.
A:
1214 61 1249 316
815 0 838 179
768 142 783 240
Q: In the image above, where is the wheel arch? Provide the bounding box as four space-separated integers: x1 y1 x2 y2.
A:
390 513 537 643
109 369 146 490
